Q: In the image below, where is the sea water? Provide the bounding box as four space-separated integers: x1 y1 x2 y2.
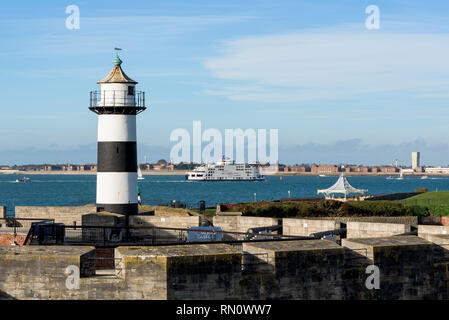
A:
1 174 449 217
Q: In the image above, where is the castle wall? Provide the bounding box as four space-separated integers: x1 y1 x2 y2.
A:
1 236 449 300
342 236 448 299
14 206 97 227
129 215 200 240
213 216 279 240
0 246 96 299
282 218 341 236
346 222 410 238
241 240 345 299
418 225 449 241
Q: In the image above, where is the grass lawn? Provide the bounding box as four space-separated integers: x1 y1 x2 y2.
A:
400 191 449 216
189 208 216 216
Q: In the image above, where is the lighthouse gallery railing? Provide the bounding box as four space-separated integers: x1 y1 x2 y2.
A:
89 90 146 114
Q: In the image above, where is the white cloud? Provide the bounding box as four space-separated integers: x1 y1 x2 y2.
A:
0 14 257 56
204 27 449 102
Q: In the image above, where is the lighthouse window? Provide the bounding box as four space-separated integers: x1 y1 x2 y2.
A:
127 86 135 96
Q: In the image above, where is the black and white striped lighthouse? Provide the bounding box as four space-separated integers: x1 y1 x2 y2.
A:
89 54 146 217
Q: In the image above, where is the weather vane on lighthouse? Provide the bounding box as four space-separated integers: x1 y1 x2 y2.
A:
89 51 147 221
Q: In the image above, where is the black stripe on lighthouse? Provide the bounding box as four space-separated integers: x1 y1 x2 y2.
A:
97 142 137 172
95 114 138 217
96 203 138 216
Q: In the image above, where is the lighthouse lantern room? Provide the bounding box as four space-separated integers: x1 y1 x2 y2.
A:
89 54 146 217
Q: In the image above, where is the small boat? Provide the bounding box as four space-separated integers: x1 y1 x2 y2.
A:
137 165 144 180
319 174 327 177
15 177 30 183
396 170 404 180
421 175 429 179
386 176 394 180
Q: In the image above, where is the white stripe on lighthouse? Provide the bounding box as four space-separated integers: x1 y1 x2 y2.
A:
96 172 137 204
98 114 136 142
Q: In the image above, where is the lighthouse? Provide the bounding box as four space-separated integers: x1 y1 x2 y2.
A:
89 54 146 217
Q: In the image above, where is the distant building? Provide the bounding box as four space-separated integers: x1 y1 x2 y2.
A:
425 167 449 174
258 164 280 174
311 165 340 174
379 166 398 173
412 152 420 170
289 165 311 172
86 164 97 171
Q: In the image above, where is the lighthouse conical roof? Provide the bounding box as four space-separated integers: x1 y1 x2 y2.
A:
97 55 138 84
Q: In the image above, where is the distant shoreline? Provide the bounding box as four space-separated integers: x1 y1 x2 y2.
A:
2 170 449 177
271 172 449 177
0 170 187 176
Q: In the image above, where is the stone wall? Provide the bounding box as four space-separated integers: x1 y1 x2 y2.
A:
213 216 279 240
342 236 447 299
422 234 449 262
139 205 191 217
116 245 242 300
129 215 199 229
15 206 96 227
0 244 241 300
418 225 449 241
346 222 410 238
241 240 345 299
214 216 416 239
312 216 418 226
282 218 342 236
2 237 449 300
129 215 200 241
0 246 97 299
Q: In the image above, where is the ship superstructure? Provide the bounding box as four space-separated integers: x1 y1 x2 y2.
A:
186 157 265 181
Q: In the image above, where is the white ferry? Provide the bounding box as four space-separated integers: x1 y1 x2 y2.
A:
186 157 265 181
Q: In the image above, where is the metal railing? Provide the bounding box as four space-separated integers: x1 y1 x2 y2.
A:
0 218 54 236
28 224 312 247
90 90 145 107
89 90 146 114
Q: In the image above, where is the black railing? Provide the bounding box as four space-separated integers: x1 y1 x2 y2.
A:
29 224 311 247
89 90 146 114
0 218 55 236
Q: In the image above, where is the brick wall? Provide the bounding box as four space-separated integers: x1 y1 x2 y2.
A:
0 234 27 246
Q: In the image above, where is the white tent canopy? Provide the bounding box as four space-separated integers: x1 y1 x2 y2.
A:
317 173 367 199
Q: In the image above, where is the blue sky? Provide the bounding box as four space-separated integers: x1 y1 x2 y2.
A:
1 0 449 166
